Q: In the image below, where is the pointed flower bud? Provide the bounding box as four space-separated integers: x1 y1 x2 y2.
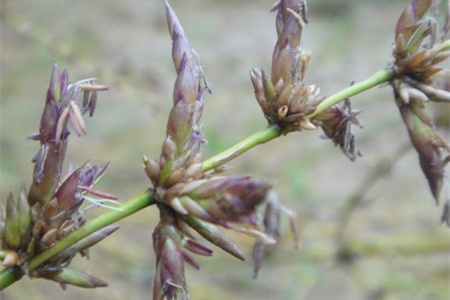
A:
51 162 113 217
28 63 108 207
2 250 24 268
397 98 450 203
54 167 83 213
143 155 160 183
152 206 187 300
35 266 108 289
178 176 271 224
166 98 191 156
28 142 65 207
182 215 245 261
5 193 21 250
182 237 213 257
56 225 120 260
149 1 210 192
393 0 449 82
395 0 437 57
252 191 300 278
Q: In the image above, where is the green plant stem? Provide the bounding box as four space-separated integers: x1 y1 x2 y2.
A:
0 267 22 290
203 68 396 172
0 188 155 290
306 68 394 118
202 125 282 171
307 39 450 119
0 66 394 291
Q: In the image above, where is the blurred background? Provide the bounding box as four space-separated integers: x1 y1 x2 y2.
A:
1 0 449 299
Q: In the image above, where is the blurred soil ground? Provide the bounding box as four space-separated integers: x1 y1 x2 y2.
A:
0 0 449 299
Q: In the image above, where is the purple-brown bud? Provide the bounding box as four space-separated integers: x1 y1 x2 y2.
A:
55 225 120 261
27 63 107 207
1 61 112 289
316 99 363 161
54 168 83 213
178 176 271 224
3 186 31 251
152 206 187 300
53 162 111 215
151 0 210 192
182 215 245 261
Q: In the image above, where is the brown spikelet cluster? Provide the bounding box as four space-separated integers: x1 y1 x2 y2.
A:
315 98 363 161
144 2 299 299
390 0 450 220
0 63 118 288
251 0 363 160
250 0 320 132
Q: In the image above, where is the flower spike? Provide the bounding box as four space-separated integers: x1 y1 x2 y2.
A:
391 0 450 207
251 0 363 160
145 2 296 298
1 62 114 288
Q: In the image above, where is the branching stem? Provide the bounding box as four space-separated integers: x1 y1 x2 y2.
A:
6 39 448 288
0 65 394 290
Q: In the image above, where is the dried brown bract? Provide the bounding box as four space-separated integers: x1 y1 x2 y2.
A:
316 99 363 161
252 191 300 279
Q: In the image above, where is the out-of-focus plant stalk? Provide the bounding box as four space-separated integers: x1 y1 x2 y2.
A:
0 189 155 290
